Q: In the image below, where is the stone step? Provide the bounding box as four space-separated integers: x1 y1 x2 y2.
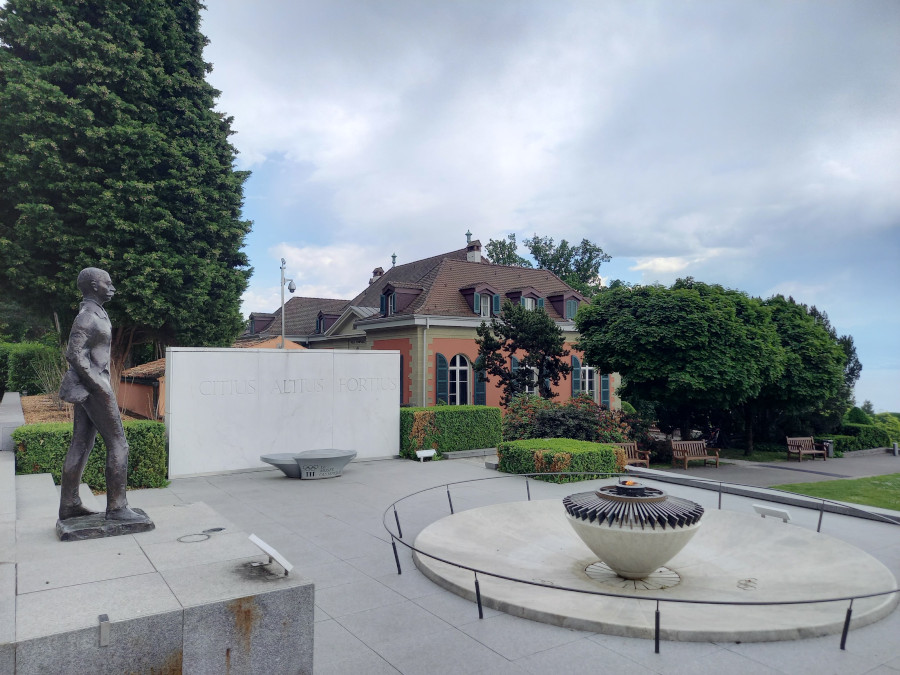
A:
16 473 60 521
443 448 497 460
0 452 15 522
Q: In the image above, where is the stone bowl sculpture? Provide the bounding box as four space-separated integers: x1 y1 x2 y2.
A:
260 453 303 479
563 481 703 579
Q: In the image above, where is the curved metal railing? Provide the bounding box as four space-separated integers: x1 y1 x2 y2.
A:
381 471 900 654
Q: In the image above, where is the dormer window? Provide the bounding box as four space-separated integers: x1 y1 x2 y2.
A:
462 284 500 317
380 291 396 316
315 316 324 334
522 297 536 311
548 291 585 320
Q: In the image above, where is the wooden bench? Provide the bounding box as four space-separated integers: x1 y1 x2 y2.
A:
614 442 650 468
785 437 827 461
671 440 719 469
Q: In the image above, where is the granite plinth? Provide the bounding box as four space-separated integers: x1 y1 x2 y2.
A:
56 508 155 541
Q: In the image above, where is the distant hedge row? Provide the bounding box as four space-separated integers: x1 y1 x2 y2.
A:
13 421 168 491
399 405 502 459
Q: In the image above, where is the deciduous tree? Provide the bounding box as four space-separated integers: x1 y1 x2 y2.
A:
0 0 252 364
575 279 784 443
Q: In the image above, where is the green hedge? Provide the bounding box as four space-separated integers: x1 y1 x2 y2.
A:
497 438 620 483
0 342 13 395
5 341 61 394
837 423 892 449
13 421 169 490
399 405 502 459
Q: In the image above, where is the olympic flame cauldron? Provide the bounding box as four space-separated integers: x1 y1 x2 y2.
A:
563 480 704 579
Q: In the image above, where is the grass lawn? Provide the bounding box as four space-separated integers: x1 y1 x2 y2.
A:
769 473 900 511
718 448 789 463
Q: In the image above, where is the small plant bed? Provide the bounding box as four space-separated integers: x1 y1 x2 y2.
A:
769 474 900 511
497 438 621 483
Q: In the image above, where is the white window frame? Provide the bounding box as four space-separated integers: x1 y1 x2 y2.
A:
449 354 470 405
524 365 538 395
522 297 536 311
580 366 596 400
481 294 491 317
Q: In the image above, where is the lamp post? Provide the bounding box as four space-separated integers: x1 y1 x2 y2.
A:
280 258 296 348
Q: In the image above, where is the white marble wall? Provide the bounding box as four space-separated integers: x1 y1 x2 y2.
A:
165 348 400 477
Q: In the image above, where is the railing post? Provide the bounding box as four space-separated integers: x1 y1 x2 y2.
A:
818 499 825 532
718 482 722 509
654 600 661 654
840 599 853 649
393 505 403 540
391 538 402 575
526 478 531 501
474 573 484 619
447 485 454 514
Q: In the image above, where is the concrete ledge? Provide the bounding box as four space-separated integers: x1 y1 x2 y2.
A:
626 466 900 525
10 493 314 673
443 448 497 460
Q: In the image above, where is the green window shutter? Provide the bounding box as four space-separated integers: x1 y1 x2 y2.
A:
473 292 481 314
380 294 386 314
492 293 500 314
571 355 581 395
436 353 448 404
520 297 525 307
510 356 519 373
601 374 610 407
474 363 486 405
537 297 544 310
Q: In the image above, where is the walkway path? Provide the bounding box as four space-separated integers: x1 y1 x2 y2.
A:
123 454 900 674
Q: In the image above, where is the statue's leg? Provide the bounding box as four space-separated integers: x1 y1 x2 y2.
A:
83 390 143 521
58 404 99 520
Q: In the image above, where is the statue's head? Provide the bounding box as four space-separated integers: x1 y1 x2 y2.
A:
77 268 115 303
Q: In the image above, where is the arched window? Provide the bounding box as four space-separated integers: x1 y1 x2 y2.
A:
448 354 470 405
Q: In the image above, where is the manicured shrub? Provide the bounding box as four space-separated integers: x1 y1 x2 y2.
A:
816 434 859 454
5 341 61 394
621 401 637 414
503 393 646 446
13 421 169 490
399 405 502 459
837 423 891 449
843 407 872 425
872 413 900 444
0 342 13 396
497 438 622 482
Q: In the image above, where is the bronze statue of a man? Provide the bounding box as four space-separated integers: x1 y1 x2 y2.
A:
58 268 144 522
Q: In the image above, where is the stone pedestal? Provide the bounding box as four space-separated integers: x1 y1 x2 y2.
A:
56 508 155 541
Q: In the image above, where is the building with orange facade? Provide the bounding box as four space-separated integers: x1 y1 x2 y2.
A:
244 236 620 410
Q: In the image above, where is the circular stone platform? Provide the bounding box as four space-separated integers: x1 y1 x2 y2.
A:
412 501 898 642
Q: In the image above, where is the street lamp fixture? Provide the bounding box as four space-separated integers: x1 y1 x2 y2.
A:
280 258 296 349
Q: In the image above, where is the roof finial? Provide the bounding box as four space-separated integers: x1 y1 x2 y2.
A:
391 252 397 267
465 229 472 245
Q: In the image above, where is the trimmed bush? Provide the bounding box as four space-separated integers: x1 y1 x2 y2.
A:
6 341 61 394
838 423 891 449
497 438 621 483
13 421 169 490
0 342 13 395
843 407 872 425
400 405 502 459
872 413 900 444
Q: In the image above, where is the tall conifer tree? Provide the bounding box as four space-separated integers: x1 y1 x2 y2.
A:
0 0 252 359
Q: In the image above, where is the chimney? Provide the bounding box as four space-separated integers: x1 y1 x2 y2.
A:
369 267 384 285
466 238 481 263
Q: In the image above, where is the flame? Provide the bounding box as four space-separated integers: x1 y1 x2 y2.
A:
623 480 637 486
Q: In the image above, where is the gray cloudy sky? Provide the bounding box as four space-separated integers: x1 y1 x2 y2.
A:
200 0 900 410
